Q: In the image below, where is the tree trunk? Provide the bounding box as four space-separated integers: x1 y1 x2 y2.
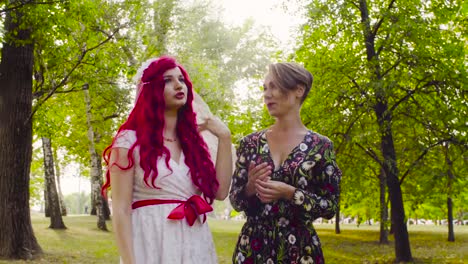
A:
90 187 97 215
335 200 341 234
53 148 67 216
444 144 455 242
84 85 108 231
103 195 111 220
375 101 412 261
447 197 455 241
0 1 42 259
87 112 110 220
42 137 66 229
359 0 412 261
90 154 111 220
44 188 50 217
379 168 389 244
375 100 412 262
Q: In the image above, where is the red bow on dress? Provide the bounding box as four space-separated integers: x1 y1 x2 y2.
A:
132 195 213 226
167 195 213 226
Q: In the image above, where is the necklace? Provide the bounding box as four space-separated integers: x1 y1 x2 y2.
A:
163 137 177 142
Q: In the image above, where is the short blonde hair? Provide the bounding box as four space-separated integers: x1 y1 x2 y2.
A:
268 62 313 103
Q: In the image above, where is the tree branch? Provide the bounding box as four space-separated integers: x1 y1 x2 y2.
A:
389 89 415 113
381 58 401 77
376 32 390 57
356 142 383 165
114 31 138 67
33 84 90 99
351 1 360 9
0 0 64 14
399 138 453 184
371 0 396 38
334 112 366 154
103 114 119 121
343 73 371 103
389 80 443 112
28 25 124 121
344 73 361 90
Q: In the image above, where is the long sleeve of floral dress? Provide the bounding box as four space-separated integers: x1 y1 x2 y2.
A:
290 135 341 223
229 130 342 264
229 135 263 216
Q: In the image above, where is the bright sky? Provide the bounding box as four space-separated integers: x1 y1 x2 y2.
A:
58 162 91 195
218 0 306 103
219 0 305 48
61 174 91 195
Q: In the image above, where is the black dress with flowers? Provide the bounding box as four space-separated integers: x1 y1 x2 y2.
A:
229 130 342 264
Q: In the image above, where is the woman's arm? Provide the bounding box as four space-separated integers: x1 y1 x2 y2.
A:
229 138 251 211
229 136 271 213
214 133 233 200
199 116 233 200
290 138 341 221
109 147 136 264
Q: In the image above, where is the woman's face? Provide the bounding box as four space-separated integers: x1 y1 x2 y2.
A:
163 67 188 110
263 73 300 117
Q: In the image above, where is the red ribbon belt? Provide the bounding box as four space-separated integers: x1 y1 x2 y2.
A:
131 195 213 226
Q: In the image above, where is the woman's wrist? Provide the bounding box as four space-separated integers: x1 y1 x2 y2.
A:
217 131 232 141
283 185 297 200
244 181 256 197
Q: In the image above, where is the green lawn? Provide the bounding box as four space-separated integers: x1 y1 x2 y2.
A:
0 214 466 263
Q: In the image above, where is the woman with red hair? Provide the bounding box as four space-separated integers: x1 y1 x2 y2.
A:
102 56 232 264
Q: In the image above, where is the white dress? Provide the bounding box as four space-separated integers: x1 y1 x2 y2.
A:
113 130 218 264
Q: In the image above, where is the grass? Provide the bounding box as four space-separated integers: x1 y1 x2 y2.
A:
0 214 466 263
315 224 467 264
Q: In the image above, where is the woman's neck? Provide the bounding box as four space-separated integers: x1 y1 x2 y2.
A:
272 111 306 133
164 111 178 138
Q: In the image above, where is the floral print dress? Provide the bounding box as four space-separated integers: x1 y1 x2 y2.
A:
229 130 342 264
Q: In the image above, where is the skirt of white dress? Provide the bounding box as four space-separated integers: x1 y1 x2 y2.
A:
121 204 218 264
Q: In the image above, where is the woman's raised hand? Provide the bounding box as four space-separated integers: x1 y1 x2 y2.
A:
198 116 231 140
245 161 271 197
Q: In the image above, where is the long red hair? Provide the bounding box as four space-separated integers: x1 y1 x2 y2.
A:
102 56 219 204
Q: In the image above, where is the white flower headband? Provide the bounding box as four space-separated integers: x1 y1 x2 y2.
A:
133 57 158 84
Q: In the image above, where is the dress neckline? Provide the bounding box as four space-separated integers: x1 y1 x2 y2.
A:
261 129 311 172
168 151 184 167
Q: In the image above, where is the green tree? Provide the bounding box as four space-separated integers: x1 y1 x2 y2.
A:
295 0 467 261
0 0 42 259
1 1 138 257
30 0 142 230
